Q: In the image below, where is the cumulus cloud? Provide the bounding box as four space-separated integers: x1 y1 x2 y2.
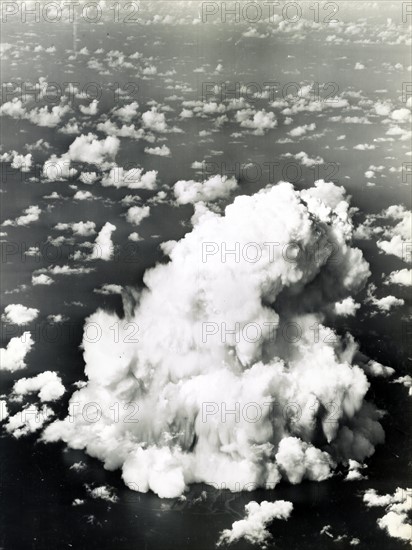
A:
334 297 360 317
0 98 70 127
384 269 411 286
142 107 170 132
79 100 99 116
377 206 411 260
74 191 94 201
86 485 118 503
2 304 39 325
126 206 151 226
55 221 96 237
101 166 157 190
0 333 34 371
68 133 120 166
144 144 171 157
79 172 99 184
5 404 54 438
365 284 404 314
91 223 116 261
355 205 411 263
361 360 394 378
217 500 293 547
275 437 334 484
235 109 277 135
0 150 33 172
13 371 65 402
32 274 54 286
392 376 412 396
113 102 139 123
42 134 120 181
94 284 123 295
363 487 412 544
2 205 41 227
174 175 238 204
344 459 367 481
288 123 316 137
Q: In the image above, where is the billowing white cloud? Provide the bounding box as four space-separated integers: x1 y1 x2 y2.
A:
217 500 293 547
101 166 157 190
144 144 171 157
86 485 118 503
363 487 412 544
0 150 33 172
384 269 411 286
361 360 394 378
74 190 94 201
91 223 116 261
68 133 120 166
5 404 54 438
174 175 238 204
377 206 411 260
13 371 65 402
2 205 41 227
275 437 334 484
42 134 120 181
0 333 34 371
235 109 277 135
126 206 151 225
79 172 99 184
79 100 99 116
344 459 367 481
113 102 139 123
142 107 169 132
334 297 360 317
32 274 54 286
0 98 70 127
365 284 404 314
43 181 383 499
55 221 96 237
288 123 316 137
2 304 39 325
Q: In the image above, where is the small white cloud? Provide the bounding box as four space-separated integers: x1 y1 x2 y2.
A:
174 175 238 204
2 304 39 325
144 144 171 157
0 333 34 371
334 297 360 317
55 221 96 237
91 223 117 261
13 371 65 402
217 500 293 547
384 269 411 286
5 404 54 438
0 150 33 172
288 123 316 137
363 487 412 544
79 99 99 116
32 274 54 286
94 284 123 295
126 206 151 226
2 205 41 227
101 166 158 190
86 485 118 503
